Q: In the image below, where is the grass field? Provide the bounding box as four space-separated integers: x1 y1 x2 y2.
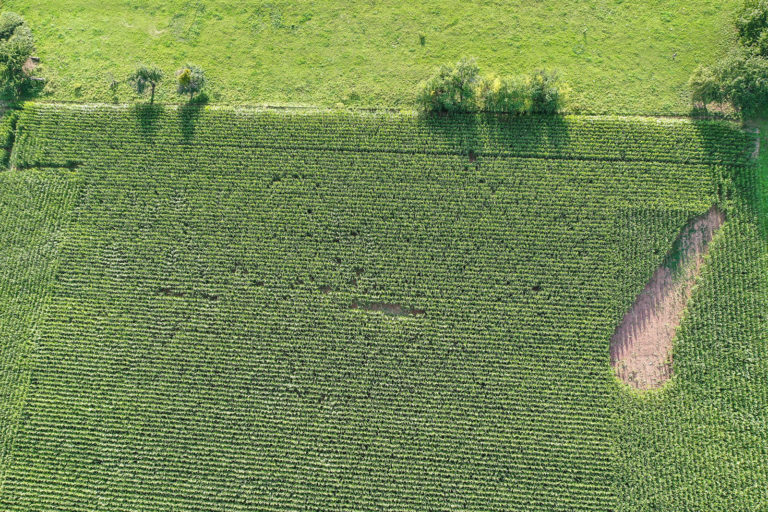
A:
6 0 740 113
0 104 765 510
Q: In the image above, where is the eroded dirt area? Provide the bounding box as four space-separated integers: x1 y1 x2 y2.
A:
610 206 725 390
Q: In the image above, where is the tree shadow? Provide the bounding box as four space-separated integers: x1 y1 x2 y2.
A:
483 112 571 159
133 103 164 140
415 110 571 168
692 118 767 241
418 110 480 158
178 93 208 142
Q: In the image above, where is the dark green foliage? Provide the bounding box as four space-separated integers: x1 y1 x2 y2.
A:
737 0 768 51
127 65 164 104
692 0 768 115
528 69 563 114
0 12 34 99
690 48 768 115
416 57 481 112
175 63 206 100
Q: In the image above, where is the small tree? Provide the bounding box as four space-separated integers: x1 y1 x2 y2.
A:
127 65 163 104
0 11 35 99
528 69 562 114
176 63 206 101
417 57 480 112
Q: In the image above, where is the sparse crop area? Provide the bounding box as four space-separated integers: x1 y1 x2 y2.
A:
0 105 765 510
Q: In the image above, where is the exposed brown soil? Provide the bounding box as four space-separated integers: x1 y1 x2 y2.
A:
610 206 725 390
350 301 425 317
22 57 38 75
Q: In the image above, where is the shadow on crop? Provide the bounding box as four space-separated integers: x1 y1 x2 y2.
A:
178 93 208 142
416 110 570 162
692 118 767 241
133 103 164 140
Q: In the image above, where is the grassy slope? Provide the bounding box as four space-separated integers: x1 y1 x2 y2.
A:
0 105 763 511
7 0 738 114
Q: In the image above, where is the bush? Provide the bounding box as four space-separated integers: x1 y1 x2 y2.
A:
417 59 565 115
176 63 206 101
528 69 562 114
0 12 25 40
417 58 480 112
0 12 35 99
478 74 528 113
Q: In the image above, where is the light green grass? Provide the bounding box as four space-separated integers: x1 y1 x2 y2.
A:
7 0 740 113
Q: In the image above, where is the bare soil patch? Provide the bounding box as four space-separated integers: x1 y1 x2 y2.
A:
610 206 725 390
350 301 425 317
22 57 38 75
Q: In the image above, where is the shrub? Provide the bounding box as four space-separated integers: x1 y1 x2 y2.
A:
128 65 163 104
0 12 35 99
0 11 25 40
417 58 481 112
418 59 565 115
478 74 528 113
176 63 206 101
528 69 562 114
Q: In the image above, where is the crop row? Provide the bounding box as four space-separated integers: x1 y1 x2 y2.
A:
11 105 755 169
1 106 762 511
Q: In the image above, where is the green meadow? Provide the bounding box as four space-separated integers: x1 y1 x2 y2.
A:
8 0 739 113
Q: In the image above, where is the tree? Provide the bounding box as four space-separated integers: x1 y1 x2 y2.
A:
417 58 480 112
690 48 768 116
736 0 768 52
127 65 163 104
176 63 206 101
528 69 562 114
478 74 528 114
0 11 35 99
